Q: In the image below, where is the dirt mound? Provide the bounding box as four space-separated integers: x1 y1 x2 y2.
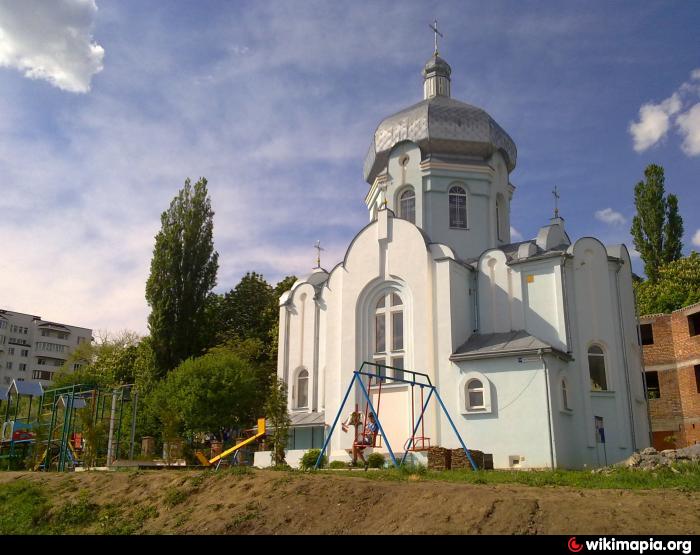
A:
1 469 698 535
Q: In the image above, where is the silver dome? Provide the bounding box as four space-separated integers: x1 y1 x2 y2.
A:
363 94 517 185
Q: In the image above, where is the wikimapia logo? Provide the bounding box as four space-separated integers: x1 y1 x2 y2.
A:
568 537 692 554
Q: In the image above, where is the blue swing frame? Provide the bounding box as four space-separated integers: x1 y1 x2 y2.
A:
314 362 477 470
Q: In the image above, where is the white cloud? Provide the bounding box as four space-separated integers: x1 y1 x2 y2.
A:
0 0 104 93
676 103 700 156
629 93 681 152
510 226 524 241
693 229 700 248
691 68 700 81
595 208 627 226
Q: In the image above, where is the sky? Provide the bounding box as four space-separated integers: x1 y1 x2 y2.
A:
0 0 699 336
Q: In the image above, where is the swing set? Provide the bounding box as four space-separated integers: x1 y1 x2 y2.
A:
315 361 478 470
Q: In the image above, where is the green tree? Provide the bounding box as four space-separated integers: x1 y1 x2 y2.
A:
635 252 700 315
216 272 276 344
147 351 259 438
263 376 290 467
53 331 141 388
146 177 219 374
631 164 684 281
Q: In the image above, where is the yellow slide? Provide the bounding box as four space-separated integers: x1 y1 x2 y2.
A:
196 418 266 467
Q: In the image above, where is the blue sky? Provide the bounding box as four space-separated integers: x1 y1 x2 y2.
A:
0 1 698 335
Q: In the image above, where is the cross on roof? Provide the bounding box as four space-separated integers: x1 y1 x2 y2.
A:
429 19 443 55
313 240 325 269
552 185 560 218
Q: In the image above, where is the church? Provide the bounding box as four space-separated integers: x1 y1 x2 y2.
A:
254 44 651 470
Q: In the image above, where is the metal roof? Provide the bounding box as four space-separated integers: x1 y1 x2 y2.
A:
364 94 517 184
9 380 44 397
451 330 568 361
289 411 326 427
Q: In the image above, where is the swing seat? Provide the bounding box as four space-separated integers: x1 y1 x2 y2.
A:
404 436 431 451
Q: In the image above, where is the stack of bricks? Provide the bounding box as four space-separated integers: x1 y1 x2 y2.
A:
451 449 484 470
427 446 451 470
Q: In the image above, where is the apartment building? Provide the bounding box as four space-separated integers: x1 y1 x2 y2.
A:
0 309 92 387
640 302 700 449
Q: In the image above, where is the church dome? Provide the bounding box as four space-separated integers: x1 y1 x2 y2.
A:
363 55 517 185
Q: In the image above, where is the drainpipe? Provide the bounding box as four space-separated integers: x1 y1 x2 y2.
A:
614 261 637 451
540 351 556 469
472 269 479 333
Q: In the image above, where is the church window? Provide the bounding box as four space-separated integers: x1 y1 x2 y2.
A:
295 369 309 409
399 188 416 224
449 186 467 229
373 291 405 381
466 379 485 409
587 345 608 391
562 379 570 410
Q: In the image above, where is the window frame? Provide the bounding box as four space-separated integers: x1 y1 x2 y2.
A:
459 371 492 415
448 185 468 229
398 187 416 224
372 291 406 382
293 368 309 410
587 344 609 392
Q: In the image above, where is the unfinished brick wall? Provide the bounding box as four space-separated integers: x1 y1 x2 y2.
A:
641 303 700 449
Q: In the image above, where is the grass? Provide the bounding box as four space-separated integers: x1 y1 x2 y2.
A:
329 461 700 491
163 487 190 507
0 481 51 534
0 479 163 536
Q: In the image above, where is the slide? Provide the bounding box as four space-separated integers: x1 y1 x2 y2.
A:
197 418 266 467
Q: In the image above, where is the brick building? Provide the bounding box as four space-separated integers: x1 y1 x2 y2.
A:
640 302 700 450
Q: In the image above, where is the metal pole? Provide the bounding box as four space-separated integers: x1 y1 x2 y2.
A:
315 373 358 469
356 376 399 468
106 390 117 467
433 389 478 471
114 390 126 462
400 388 434 465
129 391 138 460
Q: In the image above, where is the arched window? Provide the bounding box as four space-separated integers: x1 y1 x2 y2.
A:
496 194 505 241
449 186 467 229
295 369 309 409
373 291 404 380
561 379 570 410
399 188 415 224
466 379 485 410
587 345 607 391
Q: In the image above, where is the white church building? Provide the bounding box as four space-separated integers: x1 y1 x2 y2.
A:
256 49 651 470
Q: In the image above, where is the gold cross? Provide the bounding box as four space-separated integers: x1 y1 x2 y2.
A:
313 240 325 269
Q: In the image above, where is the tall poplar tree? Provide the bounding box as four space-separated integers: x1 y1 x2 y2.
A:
630 164 684 282
146 177 219 374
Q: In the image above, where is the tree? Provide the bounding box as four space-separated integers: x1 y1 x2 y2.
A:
216 272 276 345
148 351 259 438
53 331 141 388
631 164 684 281
146 177 219 374
264 376 291 467
635 252 700 315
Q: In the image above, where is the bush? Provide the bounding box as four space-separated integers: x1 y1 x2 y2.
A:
367 452 385 469
300 449 327 470
329 460 349 469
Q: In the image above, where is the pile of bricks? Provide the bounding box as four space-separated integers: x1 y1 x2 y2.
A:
427 447 451 470
451 448 494 470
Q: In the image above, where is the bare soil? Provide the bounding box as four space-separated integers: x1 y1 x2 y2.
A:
1 469 698 535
